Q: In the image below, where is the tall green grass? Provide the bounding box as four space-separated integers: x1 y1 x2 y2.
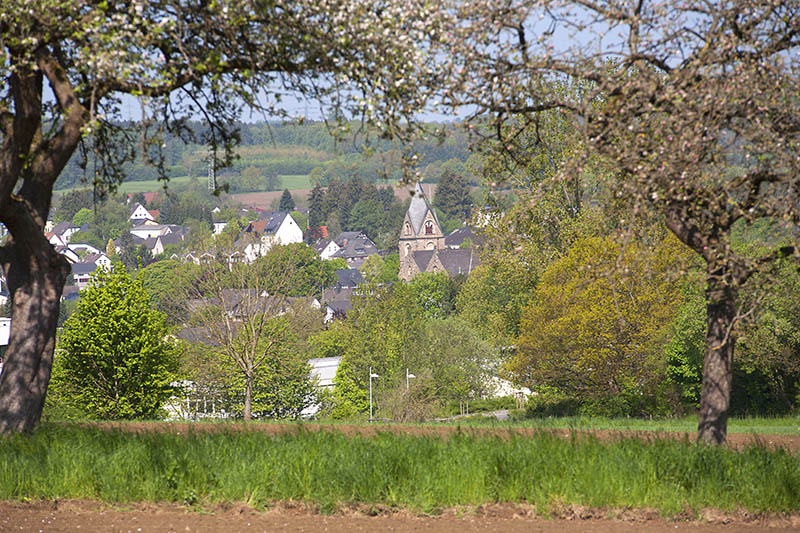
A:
441 415 800 435
1 424 798 515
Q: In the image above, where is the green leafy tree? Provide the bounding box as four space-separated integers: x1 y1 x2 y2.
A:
184 244 321 420
256 243 334 298
53 264 178 419
326 283 425 418
56 190 92 223
71 208 92 227
279 189 296 211
307 183 326 241
434 170 472 221
240 165 263 192
407 272 453 319
510 234 691 416
137 259 193 324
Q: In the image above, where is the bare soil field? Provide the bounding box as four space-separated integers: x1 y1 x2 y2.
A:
2 499 799 533
81 421 800 453
232 183 434 211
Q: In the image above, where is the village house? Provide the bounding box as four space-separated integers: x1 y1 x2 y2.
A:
70 252 112 289
329 231 378 269
238 211 303 263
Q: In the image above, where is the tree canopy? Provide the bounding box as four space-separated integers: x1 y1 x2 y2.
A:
52 264 178 419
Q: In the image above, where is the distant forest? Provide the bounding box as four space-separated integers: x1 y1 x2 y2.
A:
54 121 477 192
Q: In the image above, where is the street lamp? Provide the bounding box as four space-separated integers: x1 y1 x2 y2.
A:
406 368 416 391
369 366 380 420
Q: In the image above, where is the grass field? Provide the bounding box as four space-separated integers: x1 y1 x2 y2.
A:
1 423 798 515
443 414 800 435
55 174 314 195
279 175 312 189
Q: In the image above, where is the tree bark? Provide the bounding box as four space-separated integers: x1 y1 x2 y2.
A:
244 374 253 421
0 235 70 433
696 275 737 445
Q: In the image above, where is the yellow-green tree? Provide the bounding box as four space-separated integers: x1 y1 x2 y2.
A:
510 233 692 415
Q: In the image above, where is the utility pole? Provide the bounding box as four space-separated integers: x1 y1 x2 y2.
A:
369 367 379 420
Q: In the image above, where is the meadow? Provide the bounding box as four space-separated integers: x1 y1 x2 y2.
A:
1 422 798 516
443 414 800 436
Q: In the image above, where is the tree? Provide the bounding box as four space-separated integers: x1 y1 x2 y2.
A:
184 244 318 420
240 165 263 192
307 183 326 241
279 189 295 212
440 1 800 444
434 170 472 222
72 208 92 227
0 0 442 433
52 264 178 419
510 234 691 416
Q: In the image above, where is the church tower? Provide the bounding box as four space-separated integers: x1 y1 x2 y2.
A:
398 182 444 280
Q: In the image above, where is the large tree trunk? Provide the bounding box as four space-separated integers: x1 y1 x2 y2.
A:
0 235 70 434
696 276 737 445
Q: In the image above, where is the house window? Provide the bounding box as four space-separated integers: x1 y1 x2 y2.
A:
405 243 411 257
405 222 411 235
425 220 433 234
426 241 434 250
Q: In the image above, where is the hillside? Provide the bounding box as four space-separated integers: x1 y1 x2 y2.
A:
54 122 474 194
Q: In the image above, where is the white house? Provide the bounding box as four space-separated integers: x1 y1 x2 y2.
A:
46 232 66 247
51 221 81 244
239 211 303 262
68 242 101 255
129 202 156 223
302 356 342 418
130 222 172 240
71 252 112 289
314 239 341 260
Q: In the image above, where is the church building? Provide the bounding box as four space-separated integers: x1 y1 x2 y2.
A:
398 182 479 281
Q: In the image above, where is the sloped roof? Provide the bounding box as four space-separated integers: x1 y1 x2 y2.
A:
260 211 289 233
52 221 78 236
70 262 98 276
331 232 377 259
436 248 479 276
406 181 440 235
334 268 364 288
158 232 183 246
82 252 107 264
313 238 332 253
412 250 435 271
444 226 486 248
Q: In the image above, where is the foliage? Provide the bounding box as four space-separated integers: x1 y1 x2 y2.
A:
255 243 335 298
71 208 92 227
510 233 692 416
325 284 425 418
52 264 179 419
279 189 295 212
360 253 400 284
136 259 193 324
433 170 472 221
182 244 321 420
667 261 800 416
0 0 444 432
